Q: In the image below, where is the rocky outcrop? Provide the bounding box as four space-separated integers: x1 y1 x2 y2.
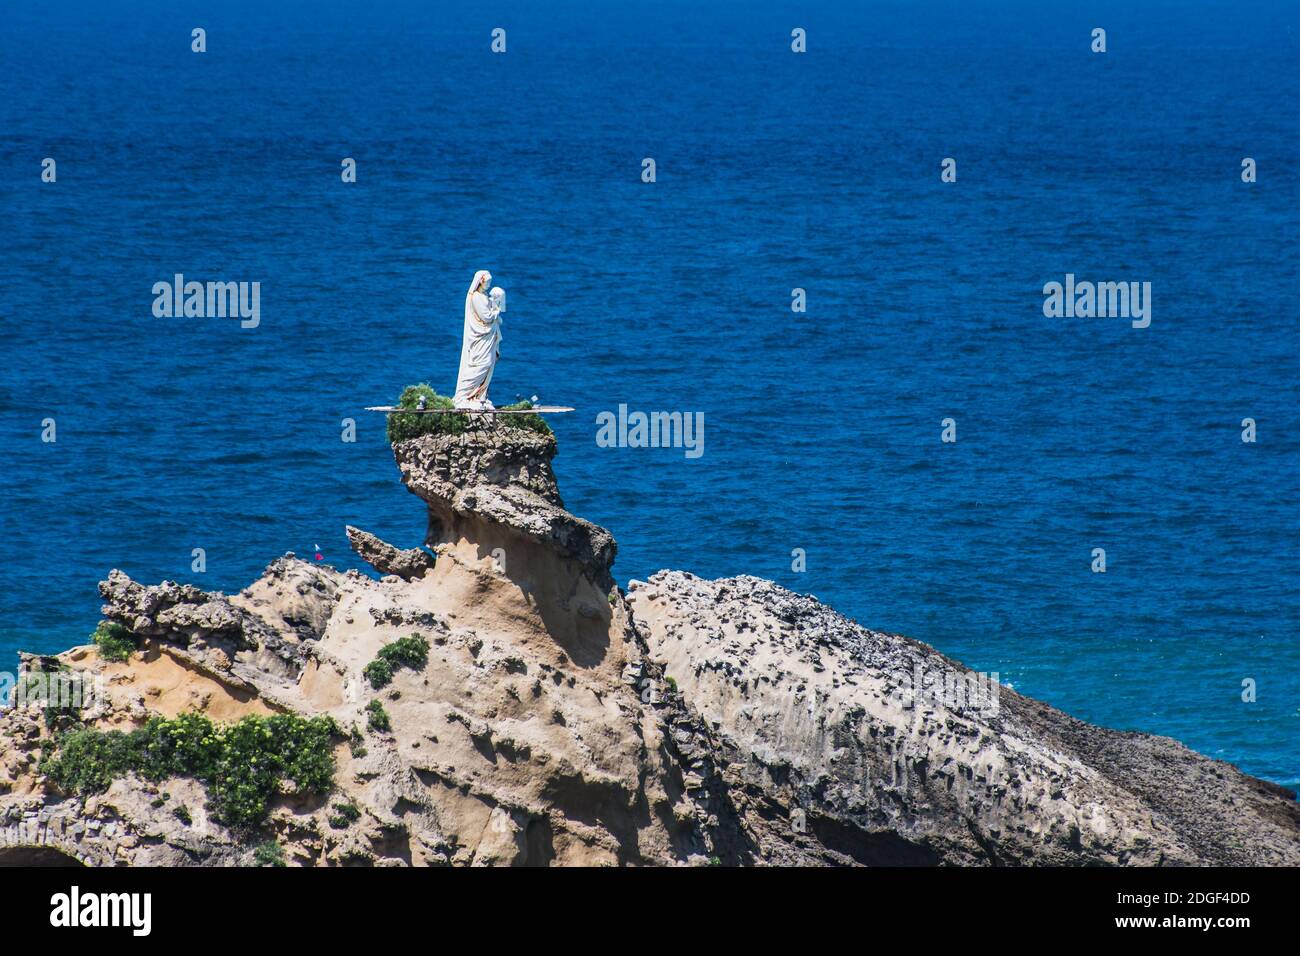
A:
98 556 343 686
394 431 616 593
345 526 435 581
627 572 1300 865
2 427 1296 867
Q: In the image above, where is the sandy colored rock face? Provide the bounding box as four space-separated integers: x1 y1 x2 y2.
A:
94 642 278 724
394 431 617 592
1 428 1296 866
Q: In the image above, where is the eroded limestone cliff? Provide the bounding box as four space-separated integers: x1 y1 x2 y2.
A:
1 428 1296 866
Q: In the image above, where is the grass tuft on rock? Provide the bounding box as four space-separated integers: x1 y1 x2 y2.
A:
385 383 552 443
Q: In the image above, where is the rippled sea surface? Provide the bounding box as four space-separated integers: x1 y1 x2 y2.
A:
1 0 1297 786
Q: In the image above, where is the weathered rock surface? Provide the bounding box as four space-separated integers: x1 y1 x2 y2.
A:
394 431 617 592
628 572 1300 865
345 525 435 581
1 428 1296 866
99 556 342 688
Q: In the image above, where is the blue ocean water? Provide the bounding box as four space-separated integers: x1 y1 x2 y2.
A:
1 0 1297 788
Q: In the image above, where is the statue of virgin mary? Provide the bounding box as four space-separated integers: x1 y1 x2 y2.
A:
453 270 505 410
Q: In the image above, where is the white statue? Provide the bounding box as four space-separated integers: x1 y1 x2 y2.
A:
453 270 505 410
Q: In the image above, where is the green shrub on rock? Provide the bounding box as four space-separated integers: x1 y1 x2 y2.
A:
362 658 393 688
384 383 552 444
381 633 430 670
328 801 361 829
253 841 287 867
494 398 553 436
365 700 391 733
363 633 429 688
39 711 341 830
385 384 463 442
91 621 137 662
38 725 139 794
266 712 338 794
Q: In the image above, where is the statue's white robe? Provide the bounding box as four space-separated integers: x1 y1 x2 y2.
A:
453 290 502 407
